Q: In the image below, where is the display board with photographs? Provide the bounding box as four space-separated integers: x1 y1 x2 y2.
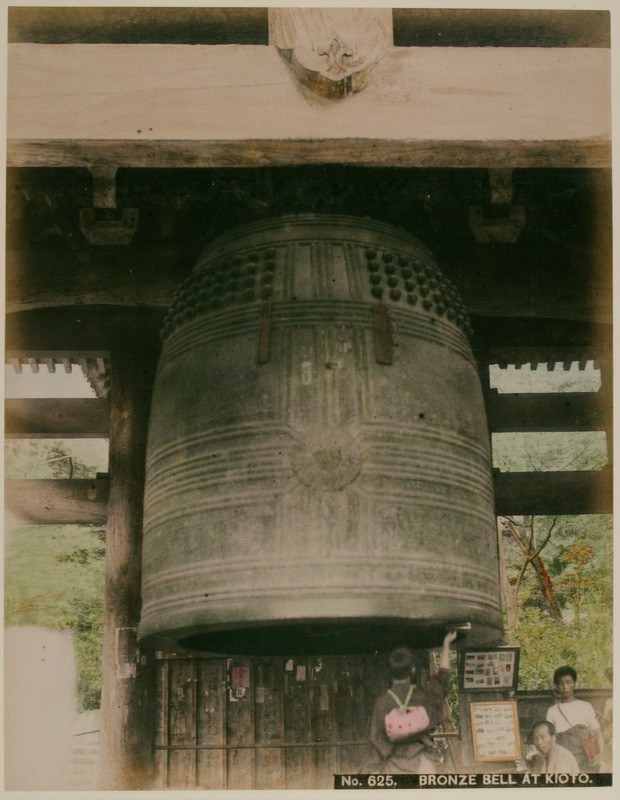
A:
470 700 522 762
460 647 520 691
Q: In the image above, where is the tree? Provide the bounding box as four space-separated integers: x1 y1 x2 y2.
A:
492 419 611 689
498 515 563 630
499 514 612 689
555 540 596 626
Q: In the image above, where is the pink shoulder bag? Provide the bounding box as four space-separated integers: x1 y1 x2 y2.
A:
384 686 430 742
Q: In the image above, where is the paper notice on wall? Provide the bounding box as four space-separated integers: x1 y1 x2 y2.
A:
230 666 250 689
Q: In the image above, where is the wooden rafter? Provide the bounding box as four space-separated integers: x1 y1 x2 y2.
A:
5 398 110 439
4 468 612 525
5 477 110 525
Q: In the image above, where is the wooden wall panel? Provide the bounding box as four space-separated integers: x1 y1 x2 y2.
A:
167 660 197 788
312 658 339 788
155 654 388 789
282 658 313 788
196 661 226 789
254 660 285 789
153 659 169 789
336 657 371 775
226 658 255 789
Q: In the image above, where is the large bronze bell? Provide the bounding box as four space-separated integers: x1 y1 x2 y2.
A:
139 215 503 654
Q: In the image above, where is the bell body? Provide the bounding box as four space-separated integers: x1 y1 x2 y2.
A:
139 215 503 654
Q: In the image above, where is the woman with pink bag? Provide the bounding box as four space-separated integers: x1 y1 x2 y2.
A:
369 630 458 774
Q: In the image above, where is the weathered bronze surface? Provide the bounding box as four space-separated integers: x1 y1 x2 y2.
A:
139 214 502 654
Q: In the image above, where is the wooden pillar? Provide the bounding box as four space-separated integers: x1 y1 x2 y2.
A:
598 354 613 470
98 347 158 789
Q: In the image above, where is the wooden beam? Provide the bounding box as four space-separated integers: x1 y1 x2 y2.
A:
5 307 166 353
485 392 609 433
4 477 109 524
392 9 611 48
7 44 611 168
8 6 269 45
4 469 610 529
7 137 610 172
5 398 110 438
472 318 612 353
4 242 193 315
8 7 610 48
482 345 612 369
4 238 613 322
6 309 611 360
493 468 612 516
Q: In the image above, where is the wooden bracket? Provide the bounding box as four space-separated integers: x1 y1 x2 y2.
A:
469 169 525 244
79 166 139 245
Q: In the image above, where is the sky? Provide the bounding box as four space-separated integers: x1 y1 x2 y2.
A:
4 364 96 398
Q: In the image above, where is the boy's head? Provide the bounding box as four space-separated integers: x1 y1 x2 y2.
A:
389 646 414 680
553 665 577 700
553 666 577 684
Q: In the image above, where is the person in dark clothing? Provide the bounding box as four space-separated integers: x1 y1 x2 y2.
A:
369 630 457 774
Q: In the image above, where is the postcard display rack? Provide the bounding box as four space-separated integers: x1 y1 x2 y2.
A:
457 647 523 770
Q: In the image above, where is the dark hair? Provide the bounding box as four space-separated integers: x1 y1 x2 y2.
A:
531 720 556 740
553 665 577 685
389 647 414 679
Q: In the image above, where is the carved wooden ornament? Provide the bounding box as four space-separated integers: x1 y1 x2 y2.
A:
269 8 393 99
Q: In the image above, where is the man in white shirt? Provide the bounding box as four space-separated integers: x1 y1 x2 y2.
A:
546 665 603 772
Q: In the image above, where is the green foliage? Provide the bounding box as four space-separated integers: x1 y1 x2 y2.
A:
5 524 105 711
64 593 104 711
57 546 105 566
5 438 108 710
505 606 612 690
